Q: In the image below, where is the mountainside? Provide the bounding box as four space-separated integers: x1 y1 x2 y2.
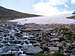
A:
0 6 40 20
67 12 75 19
67 15 75 19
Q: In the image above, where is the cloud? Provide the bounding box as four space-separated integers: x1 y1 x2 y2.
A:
33 2 60 16
71 0 75 4
49 0 68 6
33 0 72 16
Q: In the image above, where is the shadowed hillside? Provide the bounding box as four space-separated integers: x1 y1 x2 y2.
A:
67 15 75 19
67 12 75 19
0 6 40 20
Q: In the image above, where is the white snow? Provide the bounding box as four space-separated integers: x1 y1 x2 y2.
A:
9 14 75 25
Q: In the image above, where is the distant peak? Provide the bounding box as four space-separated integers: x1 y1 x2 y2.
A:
72 11 75 14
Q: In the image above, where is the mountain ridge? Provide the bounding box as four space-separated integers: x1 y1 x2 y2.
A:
0 6 40 20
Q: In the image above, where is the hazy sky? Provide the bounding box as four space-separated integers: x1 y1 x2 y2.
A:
0 0 75 16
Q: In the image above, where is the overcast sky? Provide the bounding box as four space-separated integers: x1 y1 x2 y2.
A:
0 0 75 16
